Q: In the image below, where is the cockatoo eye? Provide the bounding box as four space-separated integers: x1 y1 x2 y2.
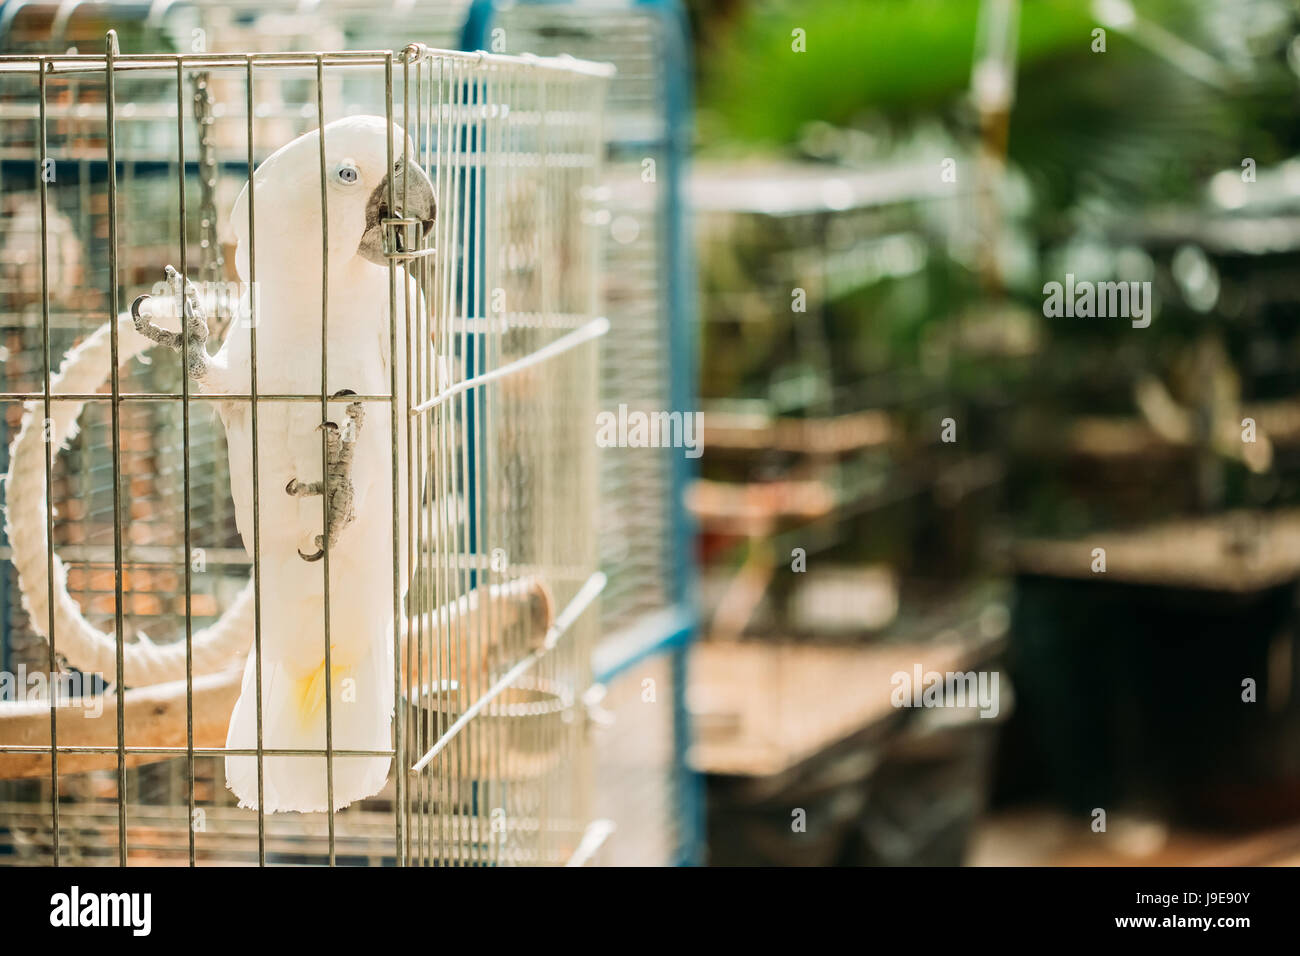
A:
335 162 360 186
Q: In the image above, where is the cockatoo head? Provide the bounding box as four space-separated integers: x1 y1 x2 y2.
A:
231 115 436 277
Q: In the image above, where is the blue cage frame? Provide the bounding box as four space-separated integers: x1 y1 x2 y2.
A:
461 0 702 866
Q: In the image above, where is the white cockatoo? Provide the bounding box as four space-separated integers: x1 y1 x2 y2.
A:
131 115 435 812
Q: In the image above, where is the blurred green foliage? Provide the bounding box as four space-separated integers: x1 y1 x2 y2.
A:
692 0 1300 540
695 0 1300 213
696 0 1093 148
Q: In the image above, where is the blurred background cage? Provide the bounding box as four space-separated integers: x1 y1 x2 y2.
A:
682 0 1023 865
0 25 613 865
687 158 1012 866
0 0 702 868
683 0 1300 864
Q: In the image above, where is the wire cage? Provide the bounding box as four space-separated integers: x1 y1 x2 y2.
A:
0 30 612 865
51 0 705 867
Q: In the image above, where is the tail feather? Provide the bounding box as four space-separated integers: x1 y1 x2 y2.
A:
225 637 394 813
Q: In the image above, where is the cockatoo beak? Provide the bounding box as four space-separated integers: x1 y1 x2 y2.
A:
358 159 437 267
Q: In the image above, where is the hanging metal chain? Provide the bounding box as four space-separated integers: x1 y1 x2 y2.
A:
189 70 230 339
186 70 234 580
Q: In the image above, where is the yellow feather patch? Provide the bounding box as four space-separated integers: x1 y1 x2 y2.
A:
295 648 349 727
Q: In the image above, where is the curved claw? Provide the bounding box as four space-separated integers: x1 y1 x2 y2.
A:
130 292 181 351
130 293 169 337
298 547 324 563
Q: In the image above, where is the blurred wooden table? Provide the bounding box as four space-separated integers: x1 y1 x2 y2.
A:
970 808 1300 866
688 639 980 778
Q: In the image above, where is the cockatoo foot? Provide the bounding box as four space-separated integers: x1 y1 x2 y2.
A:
130 265 212 380
289 389 364 561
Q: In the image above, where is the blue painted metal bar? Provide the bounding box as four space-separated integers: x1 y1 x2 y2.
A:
463 0 703 866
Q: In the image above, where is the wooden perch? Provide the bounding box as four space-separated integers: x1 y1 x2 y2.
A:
688 477 836 535
0 668 242 780
399 575 555 692
0 577 555 780
703 409 894 455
